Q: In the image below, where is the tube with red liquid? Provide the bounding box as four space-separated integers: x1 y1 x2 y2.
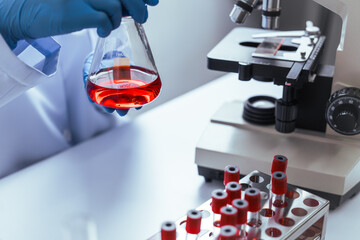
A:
244 188 261 227
161 221 176 240
218 225 238 240
271 171 287 208
271 155 288 174
224 166 240 186
232 199 248 239
211 189 228 233
185 210 202 240
226 182 242 204
220 206 238 227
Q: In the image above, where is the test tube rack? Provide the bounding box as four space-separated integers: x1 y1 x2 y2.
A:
148 170 329 239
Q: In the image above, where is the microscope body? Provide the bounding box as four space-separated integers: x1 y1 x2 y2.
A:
229 0 360 136
195 0 360 209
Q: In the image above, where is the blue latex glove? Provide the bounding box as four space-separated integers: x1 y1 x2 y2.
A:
83 53 142 116
0 0 159 49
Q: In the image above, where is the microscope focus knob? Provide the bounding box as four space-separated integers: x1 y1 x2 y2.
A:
325 87 360 135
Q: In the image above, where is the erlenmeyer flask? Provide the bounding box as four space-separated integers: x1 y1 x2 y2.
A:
87 17 161 109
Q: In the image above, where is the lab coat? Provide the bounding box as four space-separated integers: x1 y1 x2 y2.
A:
0 31 116 178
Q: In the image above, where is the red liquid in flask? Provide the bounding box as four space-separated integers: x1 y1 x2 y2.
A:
87 66 161 109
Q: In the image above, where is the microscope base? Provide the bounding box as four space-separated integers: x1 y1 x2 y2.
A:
195 101 360 209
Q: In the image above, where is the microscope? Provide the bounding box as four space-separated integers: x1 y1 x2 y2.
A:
195 0 360 209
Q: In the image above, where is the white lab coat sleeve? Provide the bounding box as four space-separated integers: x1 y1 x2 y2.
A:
0 35 58 108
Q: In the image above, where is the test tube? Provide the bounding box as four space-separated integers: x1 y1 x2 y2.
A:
185 210 202 240
225 182 242 204
244 188 261 227
269 155 288 203
224 166 240 186
218 225 238 240
211 189 228 232
220 206 238 227
232 199 248 239
271 155 288 174
271 171 287 208
161 221 176 240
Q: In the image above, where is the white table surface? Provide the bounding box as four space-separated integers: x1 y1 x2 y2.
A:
0 73 358 240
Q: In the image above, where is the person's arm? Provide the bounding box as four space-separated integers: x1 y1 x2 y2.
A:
0 0 158 108
0 0 157 49
0 36 60 108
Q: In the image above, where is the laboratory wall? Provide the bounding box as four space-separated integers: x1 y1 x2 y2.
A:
126 0 342 118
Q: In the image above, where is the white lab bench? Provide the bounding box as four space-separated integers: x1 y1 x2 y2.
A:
0 73 358 240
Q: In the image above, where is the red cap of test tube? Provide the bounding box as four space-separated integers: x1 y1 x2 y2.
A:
185 209 202 235
226 182 242 204
211 190 228 214
244 188 261 213
271 155 288 174
220 206 238 227
271 171 287 195
219 225 238 240
232 199 249 225
224 166 240 186
161 221 176 240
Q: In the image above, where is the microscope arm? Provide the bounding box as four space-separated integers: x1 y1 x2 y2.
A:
313 0 347 50
313 0 347 21
310 0 360 93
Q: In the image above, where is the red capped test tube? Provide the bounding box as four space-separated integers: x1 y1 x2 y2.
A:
218 225 238 240
161 221 176 240
185 209 202 239
271 155 288 174
224 166 240 186
232 199 248 239
271 171 287 208
212 189 228 229
226 182 242 204
220 206 238 227
244 188 261 227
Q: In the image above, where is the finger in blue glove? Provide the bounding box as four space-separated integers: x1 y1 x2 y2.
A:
144 0 160 6
0 0 158 49
116 109 130 116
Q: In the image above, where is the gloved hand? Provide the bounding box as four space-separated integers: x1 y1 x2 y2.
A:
83 53 142 116
0 0 159 49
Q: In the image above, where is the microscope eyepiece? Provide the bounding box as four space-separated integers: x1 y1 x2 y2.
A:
262 0 281 29
230 0 258 24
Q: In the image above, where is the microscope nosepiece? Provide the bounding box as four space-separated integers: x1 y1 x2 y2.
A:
230 0 258 24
